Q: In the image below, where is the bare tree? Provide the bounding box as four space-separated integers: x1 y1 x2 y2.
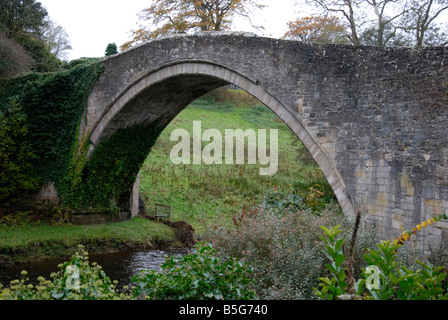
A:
306 0 365 45
362 0 407 46
41 18 72 60
400 0 448 46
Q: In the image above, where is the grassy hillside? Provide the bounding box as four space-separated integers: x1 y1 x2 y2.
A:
139 89 339 232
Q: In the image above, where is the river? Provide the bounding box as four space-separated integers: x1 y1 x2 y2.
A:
0 247 188 287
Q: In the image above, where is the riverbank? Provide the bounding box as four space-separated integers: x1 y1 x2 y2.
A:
0 216 181 267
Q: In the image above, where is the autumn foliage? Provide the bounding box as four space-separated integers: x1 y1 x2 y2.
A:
283 16 349 44
120 0 264 51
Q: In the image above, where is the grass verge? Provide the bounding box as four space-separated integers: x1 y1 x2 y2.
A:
0 217 177 266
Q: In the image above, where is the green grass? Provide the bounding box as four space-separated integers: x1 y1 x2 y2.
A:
139 89 337 232
0 217 176 265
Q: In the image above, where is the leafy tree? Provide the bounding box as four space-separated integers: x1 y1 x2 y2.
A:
14 31 60 72
120 0 265 50
0 0 48 38
105 43 118 56
283 16 350 44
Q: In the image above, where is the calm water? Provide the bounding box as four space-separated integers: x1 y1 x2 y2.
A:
0 247 188 287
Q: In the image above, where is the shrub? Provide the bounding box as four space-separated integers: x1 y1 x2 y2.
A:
0 101 40 207
0 245 131 300
314 225 448 300
131 242 256 300
201 197 379 300
0 243 256 301
314 225 364 299
259 188 312 216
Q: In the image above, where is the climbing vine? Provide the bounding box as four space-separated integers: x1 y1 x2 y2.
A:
67 124 163 209
0 59 104 209
0 58 165 212
0 101 40 207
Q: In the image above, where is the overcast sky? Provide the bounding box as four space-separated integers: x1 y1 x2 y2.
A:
38 0 303 60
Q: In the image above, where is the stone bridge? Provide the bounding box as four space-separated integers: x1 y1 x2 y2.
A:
80 32 448 255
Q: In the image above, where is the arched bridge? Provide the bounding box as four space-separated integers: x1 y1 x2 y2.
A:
78 32 447 255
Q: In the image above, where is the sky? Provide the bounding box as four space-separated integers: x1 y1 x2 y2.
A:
38 0 303 61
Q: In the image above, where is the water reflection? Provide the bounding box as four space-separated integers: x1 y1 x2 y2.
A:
89 247 188 285
0 247 188 287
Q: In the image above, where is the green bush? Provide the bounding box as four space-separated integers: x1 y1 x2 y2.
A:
14 31 60 73
314 225 448 300
0 245 131 300
60 57 102 70
0 243 256 301
131 242 257 300
313 225 364 299
0 101 40 207
259 188 313 216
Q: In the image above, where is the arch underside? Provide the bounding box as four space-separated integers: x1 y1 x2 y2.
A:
88 61 355 218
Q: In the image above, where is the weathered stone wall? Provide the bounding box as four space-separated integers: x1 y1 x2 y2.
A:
86 32 448 256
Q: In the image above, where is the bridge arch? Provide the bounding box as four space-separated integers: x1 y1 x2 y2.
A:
86 60 355 218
